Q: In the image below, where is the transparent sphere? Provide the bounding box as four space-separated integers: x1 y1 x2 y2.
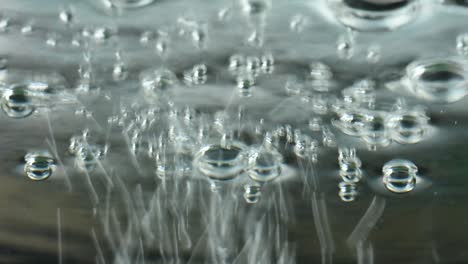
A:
328 0 421 31
247 146 283 183
338 181 358 202
405 58 468 103
107 0 154 9
333 108 367 136
194 142 247 181
387 109 429 144
24 151 55 181
382 159 417 193
1 85 35 118
361 112 391 148
141 68 177 97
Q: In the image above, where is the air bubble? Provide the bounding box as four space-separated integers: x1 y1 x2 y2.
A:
337 36 354 59
246 56 261 75
246 30 264 47
194 141 247 182
338 148 362 183
333 108 367 136
243 0 270 15
105 0 154 9
387 107 429 144
0 57 7 70
338 181 358 202
244 183 262 203
21 23 33 35
93 27 113 42
185 64 208 85
342 79 376 107
260 54 274 74
285 77 302 96
218 7 232 22
69 132 107 171
141 68 177 96
191 27 207 49
1 85 35 118
456 33 468 56
155 36 170 56
140 31 155 45
322 127 337 147
229 54 245 73
24 151 55 181
294 133 317 158
310 62 333 80
309 62 333 92
310 95 329 115
46 33 58 47
329 0 421 31
366 45 381 63
0 17 10 32
290 14 309 33
361 111 391 149
404 58 468 103
113 62 129 81
76 144 107 171
59 9 73 25
309 117 322 131
382 159 417 193
247 145 282 182
237 72 255 97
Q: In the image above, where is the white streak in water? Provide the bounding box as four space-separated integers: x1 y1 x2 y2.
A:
46 139 73 191
311 192 335 264
57 208 63 264
347 196 386 247
92 228 106 264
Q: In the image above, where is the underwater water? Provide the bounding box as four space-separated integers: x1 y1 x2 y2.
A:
0 0 468 263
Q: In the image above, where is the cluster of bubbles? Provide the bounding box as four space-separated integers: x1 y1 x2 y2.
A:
2 0 466 262
69 130 108 171
333 79 431 150
337 147 362 202
229 53 275 97
337 147 421 199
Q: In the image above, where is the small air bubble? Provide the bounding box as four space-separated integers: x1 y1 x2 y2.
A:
247 145 283 182
194 141 247 183
229 54 245 73
339 181 358 202
387 107 429 144
337 36 354 59
338 147 362 183
290 14 308 33
382 159 417 193
456 33 468 56
59 9 73 25
1 85 35 118
24 151 55 181
141 68 177 96
0 57 7 70
140 31 155 45
309 117 322 131
366 45 381 63
237 72 256 97
185 64 208 85
0 17 10 32
93 27 113 42
260 54 274 74
113 62 129 81
244 183 262 203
